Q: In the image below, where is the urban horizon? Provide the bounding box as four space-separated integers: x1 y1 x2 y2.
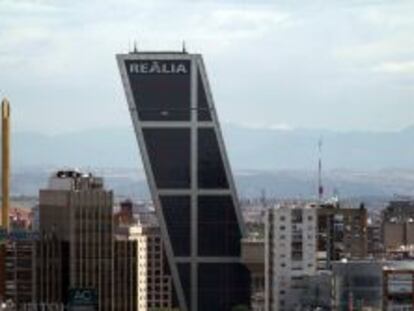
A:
2 1 414 311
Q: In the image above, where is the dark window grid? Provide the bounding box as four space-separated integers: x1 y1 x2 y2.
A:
143 128 191 189
197 128 229 189
160 196 191 257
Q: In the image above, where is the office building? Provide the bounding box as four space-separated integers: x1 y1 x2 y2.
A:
114 239 138 311
332 260 383 311
38 170 113 311
114 200 135 227
116 220 173 311
367 219 384 258
298 272 332 310
317 202 368 269
383 221 414 254
383 264 414 310
4 241 34 308
117 50 251 311
382 201 414 255
332 260 414 311
382 200 414 221
265 204 317 311
34 235 68 305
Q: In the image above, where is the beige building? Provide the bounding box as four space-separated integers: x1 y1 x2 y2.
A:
242 237 265 311
38 170 114 311
116 220 173 311
383 221 414 252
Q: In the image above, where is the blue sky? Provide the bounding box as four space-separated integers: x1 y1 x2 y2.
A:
1 0 414 134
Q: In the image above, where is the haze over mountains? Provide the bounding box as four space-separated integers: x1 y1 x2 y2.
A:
13 124 414 170
11 124 414 199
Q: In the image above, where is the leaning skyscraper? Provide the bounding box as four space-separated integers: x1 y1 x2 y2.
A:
117 49 251 311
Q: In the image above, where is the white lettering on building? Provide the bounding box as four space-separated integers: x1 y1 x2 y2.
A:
129 61 188 74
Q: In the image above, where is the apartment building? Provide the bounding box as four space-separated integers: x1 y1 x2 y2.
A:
265 204 317 311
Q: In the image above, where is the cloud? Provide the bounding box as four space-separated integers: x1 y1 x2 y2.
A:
372 61 414 74
1 0 414 133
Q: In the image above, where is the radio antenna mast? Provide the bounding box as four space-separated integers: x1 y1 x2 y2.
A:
318 137 324 202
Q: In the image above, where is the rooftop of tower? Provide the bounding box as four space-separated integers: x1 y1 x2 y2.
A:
128 43 189 54
129 50 188 55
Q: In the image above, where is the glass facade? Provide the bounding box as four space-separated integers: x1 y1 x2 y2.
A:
198 128 229 189
125 60 191 121
177 263 191 310
198 263 251 311
120 53 250 311
198 195 241 256
143 128 191 189
160 196 191 257
197 71 212 121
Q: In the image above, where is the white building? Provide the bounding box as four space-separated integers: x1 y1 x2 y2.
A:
115 220 173 311
265 203 318 311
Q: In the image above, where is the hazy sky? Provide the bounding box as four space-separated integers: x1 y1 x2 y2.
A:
1 0 414 134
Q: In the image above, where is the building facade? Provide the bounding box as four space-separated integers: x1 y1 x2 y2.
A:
117 50 251 311
115 222 173 311
38 170 113 311
114 240 138 311
242 237 265 311
265 204 318 311
383 266 414 311
317 203 368 269
3 241 34 308
332 260 414 311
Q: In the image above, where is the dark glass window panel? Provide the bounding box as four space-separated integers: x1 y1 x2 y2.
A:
160 196 191 257
125 60 191 121
143 128 190 189
198 129 229 189
198 196 241 256
198 263 251 311
177 263 191 309
197 71 212 121
171 281 180 309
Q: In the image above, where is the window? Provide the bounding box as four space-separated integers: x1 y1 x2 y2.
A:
197 71 212 121
160 195 191 256
143 128 191 189
198 128 229 189
198 196 241 256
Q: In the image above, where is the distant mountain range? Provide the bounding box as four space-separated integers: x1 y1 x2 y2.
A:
9 125 414 200
11 124 414 170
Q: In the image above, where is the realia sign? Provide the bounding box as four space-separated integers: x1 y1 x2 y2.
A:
129 61 189 74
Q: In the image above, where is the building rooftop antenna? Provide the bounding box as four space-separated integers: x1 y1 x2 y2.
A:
182 40 187 53
133 40 138 53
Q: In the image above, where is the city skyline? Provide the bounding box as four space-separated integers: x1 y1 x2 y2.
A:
1 0 414 134
1 1 414 311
